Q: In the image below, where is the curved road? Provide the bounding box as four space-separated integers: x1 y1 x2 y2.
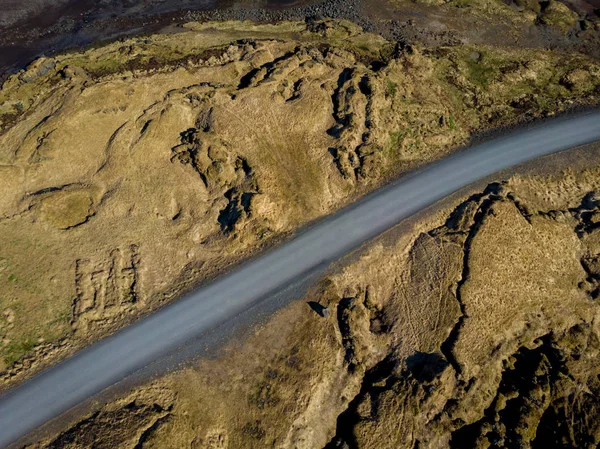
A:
1 112 600 447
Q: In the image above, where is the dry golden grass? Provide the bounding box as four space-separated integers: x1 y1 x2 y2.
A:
24 148 600 449
1 18 600 392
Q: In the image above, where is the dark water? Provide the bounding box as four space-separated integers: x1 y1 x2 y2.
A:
0 0 319 80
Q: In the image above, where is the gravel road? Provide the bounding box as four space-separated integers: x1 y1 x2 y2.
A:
1 111 599 448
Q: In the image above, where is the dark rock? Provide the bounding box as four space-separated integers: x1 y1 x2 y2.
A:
308 301 329 317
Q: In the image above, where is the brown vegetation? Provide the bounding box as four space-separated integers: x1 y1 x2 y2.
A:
1 19 599 388
25 147 600 449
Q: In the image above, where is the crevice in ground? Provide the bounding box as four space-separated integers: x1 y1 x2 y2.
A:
439 183 504 376
132 414 171 449
323 355 398 449
328 67 355 139
336 296 359 372
449 329 574 449
238 49 299 90
95 121 128 174
327 67 379 181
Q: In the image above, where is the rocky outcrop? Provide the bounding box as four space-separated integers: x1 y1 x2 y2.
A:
322 175 600 449
26 387 175 449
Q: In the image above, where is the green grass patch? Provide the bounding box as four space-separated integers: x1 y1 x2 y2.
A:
7 274 18 283
386 80 398 97
3 338 36 366
386 128 416 159
466 58 497 87
389 129 406 149
50 308 72 326
448 116 457 131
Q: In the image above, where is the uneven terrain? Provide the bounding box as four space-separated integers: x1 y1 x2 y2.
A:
2 18 600 391
3 0 600 82
3 0 600 446
22 145 600 449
